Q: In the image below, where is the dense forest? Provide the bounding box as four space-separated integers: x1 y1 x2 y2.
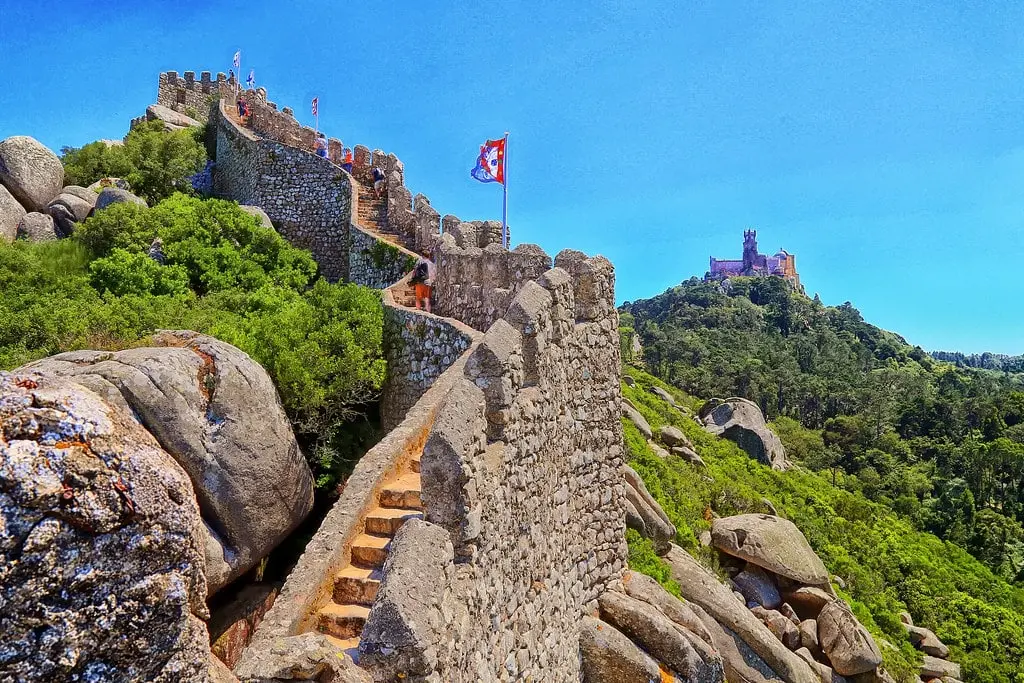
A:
932 349 1024 373
621 368 1024 682
621 276 1024 584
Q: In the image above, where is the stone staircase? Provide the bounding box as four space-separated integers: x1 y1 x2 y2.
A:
314 454 424 659
355 182 416 252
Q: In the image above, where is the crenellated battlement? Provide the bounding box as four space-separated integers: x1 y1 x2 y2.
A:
156 70 236 122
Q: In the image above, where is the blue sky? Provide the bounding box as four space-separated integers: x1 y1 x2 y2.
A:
1 1 1022 353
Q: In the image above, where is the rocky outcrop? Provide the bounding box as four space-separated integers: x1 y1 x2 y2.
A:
579 616 665 683
597 590 725 682
700 397 788 470
651 385 676 406
240 204 275 229
146 103 202 130
712 514 830 586
0 372 210 682
622 400 652 438
234 633 370 683
900 612 957 679
0 182 26 242
623 463 676 553
732 565 782 609
919 654 961 680
665 544 820 683
20 330 314 592
817 601 882 677
660 424 689 447
0 135 64 212
95 186 148 210
46 185 97 236
16 211 57 242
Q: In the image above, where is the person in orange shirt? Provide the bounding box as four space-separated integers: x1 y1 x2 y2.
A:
410 251 436 313
342 147 354 174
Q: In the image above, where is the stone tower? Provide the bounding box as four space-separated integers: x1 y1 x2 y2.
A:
742 229 758 272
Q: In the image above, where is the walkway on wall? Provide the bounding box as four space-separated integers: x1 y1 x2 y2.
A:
314 449 423 659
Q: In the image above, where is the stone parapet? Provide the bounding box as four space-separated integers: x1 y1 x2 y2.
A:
213 100 352 281
364 248 628 682
157 70 235 122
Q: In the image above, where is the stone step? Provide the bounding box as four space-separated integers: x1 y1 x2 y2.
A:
379 473 422 510
411 457 421 474
322 633 360 663
365 506 422 537
334 565 381 605
317 603 370 640
350 533 391 568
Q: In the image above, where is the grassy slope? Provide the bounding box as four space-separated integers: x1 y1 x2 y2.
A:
622 366 1024 683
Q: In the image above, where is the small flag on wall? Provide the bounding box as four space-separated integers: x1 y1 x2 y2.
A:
311 96 319 117
233 51 241 68
246 70 255 88
471 137 506 184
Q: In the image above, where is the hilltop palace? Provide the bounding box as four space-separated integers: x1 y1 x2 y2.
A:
706 230 800 286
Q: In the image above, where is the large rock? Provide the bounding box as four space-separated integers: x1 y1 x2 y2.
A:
0 372 210 682
16 211 57 242
47 185 97 236
817 601 883 676
234 633 371 683
0 135 64 212
579 616 664 683
712 514 830 586
665 544 820 683
904 623 949 658
146 103 202 131
95 187 147 210
623 464 676 553
783 586 835 620
733 565 782 609
621 570 715 647
622 401 652 438
701 397 788 469
651 385 677 406
0 182 26 242
20 330 314 592
660 424 690 447
240 204 274 229
360 519 453 679
919 655 961 680
689 601 793 683
598 590 725 682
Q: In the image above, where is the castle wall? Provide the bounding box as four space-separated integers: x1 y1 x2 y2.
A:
380 279 478 429
213 101 352 281
157 71 235 122
348 224 417 291
433 234 552 333
361 249 629 682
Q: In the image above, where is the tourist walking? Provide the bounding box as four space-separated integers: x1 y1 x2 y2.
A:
410 251 436 313
315 132 328 158
342 147 354 173
373 166 386 198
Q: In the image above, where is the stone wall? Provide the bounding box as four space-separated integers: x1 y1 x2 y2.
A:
348 224 418 290
380 278 478 429
157 70 235 122
213 100 352 281
433 234 553 333
362 248 628 682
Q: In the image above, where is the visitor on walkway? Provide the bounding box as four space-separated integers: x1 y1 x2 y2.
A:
373 166 386 198
342 148 354 173
315 132 328 158
410 250 436 313
236 97 245 118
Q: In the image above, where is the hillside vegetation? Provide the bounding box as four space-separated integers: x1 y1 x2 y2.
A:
0 193 384 490
622 367 1024 682
622 276 1024 583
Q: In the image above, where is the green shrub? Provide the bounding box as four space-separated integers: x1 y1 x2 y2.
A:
62 120 206 204
89 248 189 296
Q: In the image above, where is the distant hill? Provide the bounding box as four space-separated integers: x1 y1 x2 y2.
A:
931 350 1024 374
621 275 1024 587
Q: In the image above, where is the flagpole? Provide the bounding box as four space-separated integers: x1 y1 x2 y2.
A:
502 131 509 249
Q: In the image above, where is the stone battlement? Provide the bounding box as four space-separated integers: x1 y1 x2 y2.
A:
359 248 627 681
157 70 236 122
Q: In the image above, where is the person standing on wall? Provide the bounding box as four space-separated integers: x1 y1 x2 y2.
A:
410 250 436 313
314 132 328 158
372 166 387 198
341 147 354 173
